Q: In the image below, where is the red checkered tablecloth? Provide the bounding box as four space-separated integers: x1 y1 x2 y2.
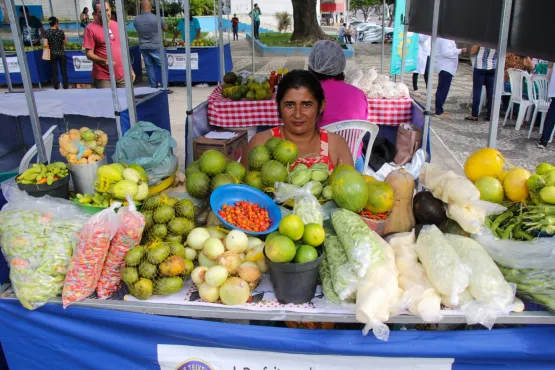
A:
207 87 412 128
367 97 412 126
207 86 282 128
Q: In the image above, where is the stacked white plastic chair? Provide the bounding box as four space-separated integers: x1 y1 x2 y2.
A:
503 69 534 131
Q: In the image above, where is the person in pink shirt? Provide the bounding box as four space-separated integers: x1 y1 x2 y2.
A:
308 40 368 171
84 0 135 88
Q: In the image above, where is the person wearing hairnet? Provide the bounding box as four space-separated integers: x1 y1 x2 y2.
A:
308 40 368 171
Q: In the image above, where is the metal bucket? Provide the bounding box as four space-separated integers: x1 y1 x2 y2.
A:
68 157 108 195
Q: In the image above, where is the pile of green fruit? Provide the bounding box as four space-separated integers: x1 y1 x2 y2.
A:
220 72 273 101
527 162 555 205
245 137 299 190
287 163 332 201
63 42 83 51
93 163 149 203
185 150 245 199
16 162 68 186
74 192 115 208
141 194 196 244
192 38 216 47
122 241 194 300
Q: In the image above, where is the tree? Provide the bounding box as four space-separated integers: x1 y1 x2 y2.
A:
350 0 378 21
290 0 328 41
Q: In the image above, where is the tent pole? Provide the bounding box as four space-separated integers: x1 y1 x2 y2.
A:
99 0 123 138
399 0 410 82
218 0 225 81
6 0 47 162
488 0 513 149
421 0 440 169
154 0 168 89
184 0 193 166
0 38 13 92
48 0 54 18
251 0 254 74
380 0 385 75
73 0 80 39
115 0 137 126
213 0 217 43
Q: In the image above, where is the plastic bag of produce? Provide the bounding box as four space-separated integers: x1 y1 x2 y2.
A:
416 225 469 306
0 179 88 310
96 197 145 299
323 235 358 300
331 209 384 278
112 121 178 186
62 203 121 307
356 236 400 341
274 182 324 226
388 232 443 322
446 234 516 328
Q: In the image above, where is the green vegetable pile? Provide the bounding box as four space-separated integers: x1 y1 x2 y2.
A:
485 203 555 240
498 265 555 312
16 162 68 185
0 210 85 310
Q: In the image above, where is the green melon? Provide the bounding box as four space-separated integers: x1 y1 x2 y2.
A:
264 137 283 153
261 160 288 187
143 210 154 229
174 199 195 219
151 223 168 239
273 140 298 166
245 171 264 190
165 234 183 244
225 161 247 182
143 194 162 210
199 150 227 176
185 161 201 178
211 173 236 192
329 164 357 186
248 145 271 171
168 217 195 235
186 172 211 199
153 205 175 224
332 170 369 213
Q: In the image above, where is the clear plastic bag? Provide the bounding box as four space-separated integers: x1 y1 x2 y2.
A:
273 182 324 226
96 197 145 299
62 203 121 307
323 235 358 300
0 179 88 310
112 121 178 186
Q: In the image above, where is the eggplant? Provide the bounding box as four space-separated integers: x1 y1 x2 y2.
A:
413 191 448 226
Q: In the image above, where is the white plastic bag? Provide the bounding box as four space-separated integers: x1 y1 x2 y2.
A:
273 182 324 226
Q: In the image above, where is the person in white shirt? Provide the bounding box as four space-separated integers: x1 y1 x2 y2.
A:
466 46 497 121
413 34 431 96
537 62 555 149
434 38 466 118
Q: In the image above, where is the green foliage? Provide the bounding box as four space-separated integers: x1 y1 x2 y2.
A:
275 12 292 33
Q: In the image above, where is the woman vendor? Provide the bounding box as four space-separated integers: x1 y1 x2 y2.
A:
244 70 354 170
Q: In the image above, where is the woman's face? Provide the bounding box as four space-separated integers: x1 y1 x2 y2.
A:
279 87 325 136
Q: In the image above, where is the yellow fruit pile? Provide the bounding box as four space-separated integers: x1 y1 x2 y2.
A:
59 127 107 165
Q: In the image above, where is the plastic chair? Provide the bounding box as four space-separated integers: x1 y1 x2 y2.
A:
322 120 379 173
503 69 534 131
18 125 57 173
528 75 552 138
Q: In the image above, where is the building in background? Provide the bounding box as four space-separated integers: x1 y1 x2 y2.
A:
320 0 344 26
0 0 90 23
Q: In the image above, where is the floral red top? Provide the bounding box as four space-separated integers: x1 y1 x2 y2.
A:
270 127 334 171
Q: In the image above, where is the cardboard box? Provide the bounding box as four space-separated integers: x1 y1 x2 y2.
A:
193 130 248 162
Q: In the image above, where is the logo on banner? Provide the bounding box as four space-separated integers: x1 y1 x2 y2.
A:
167 53 199 70
73 56 93 71
175 358 213 370
0 57 20 73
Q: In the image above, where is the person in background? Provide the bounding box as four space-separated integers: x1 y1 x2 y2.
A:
413 34 430 97
80 7 90 29
501 52 534 111
19 6 44 46
84 1 135 88
434 38 466 118
231 14 239 41
243 70 354 171
344 24 352 44
465 46 497 121
43 17 68 90
338 23 345 44
134 0 169 89
537 62 555 149
173 14 201 44
350 24 358 42
249 3 261 40
308 40 368 172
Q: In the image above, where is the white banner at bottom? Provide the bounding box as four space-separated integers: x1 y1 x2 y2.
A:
158 344 454 370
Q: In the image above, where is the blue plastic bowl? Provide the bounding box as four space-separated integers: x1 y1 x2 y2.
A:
210 184 282 236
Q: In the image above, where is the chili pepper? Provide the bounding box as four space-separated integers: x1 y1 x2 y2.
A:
514 223 534 241
490 210 514 232
501 224 516 239
219 201 271 232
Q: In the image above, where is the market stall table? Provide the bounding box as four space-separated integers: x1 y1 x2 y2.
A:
0 49 49 85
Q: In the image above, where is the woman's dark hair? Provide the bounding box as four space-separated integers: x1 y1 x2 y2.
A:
48 16 58 27
82 7 88 13
276 70 325 118
310 69 345 82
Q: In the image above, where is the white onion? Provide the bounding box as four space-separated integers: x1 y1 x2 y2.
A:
205 265 229 288
237 262 261 283
198 252 217 267
203 237 225 260
187 228 211 250
216 251 242 274
184 247 197 261
246 245 264 262
238 253 246 262
191 266 208 285
206 226 226 240
219 277 250 306
198 282 219 303
225 230 249 254
247 236 264 250
256 259 268 273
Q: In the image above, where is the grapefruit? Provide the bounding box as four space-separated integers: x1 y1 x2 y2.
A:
294 245 319 263
464 148 504 182
365 181 394 213
279 214 304 241
302 223 326 247
265 235 297 263
503 168 532 202
245 171 264 190
264 137 283 153
248 145 271 171
260 160 288 187
474 176 505 204
199 150 227 176
273 141 299 166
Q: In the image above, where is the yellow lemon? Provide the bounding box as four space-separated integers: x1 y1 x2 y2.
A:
503 168 532 202
464 148 504 182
